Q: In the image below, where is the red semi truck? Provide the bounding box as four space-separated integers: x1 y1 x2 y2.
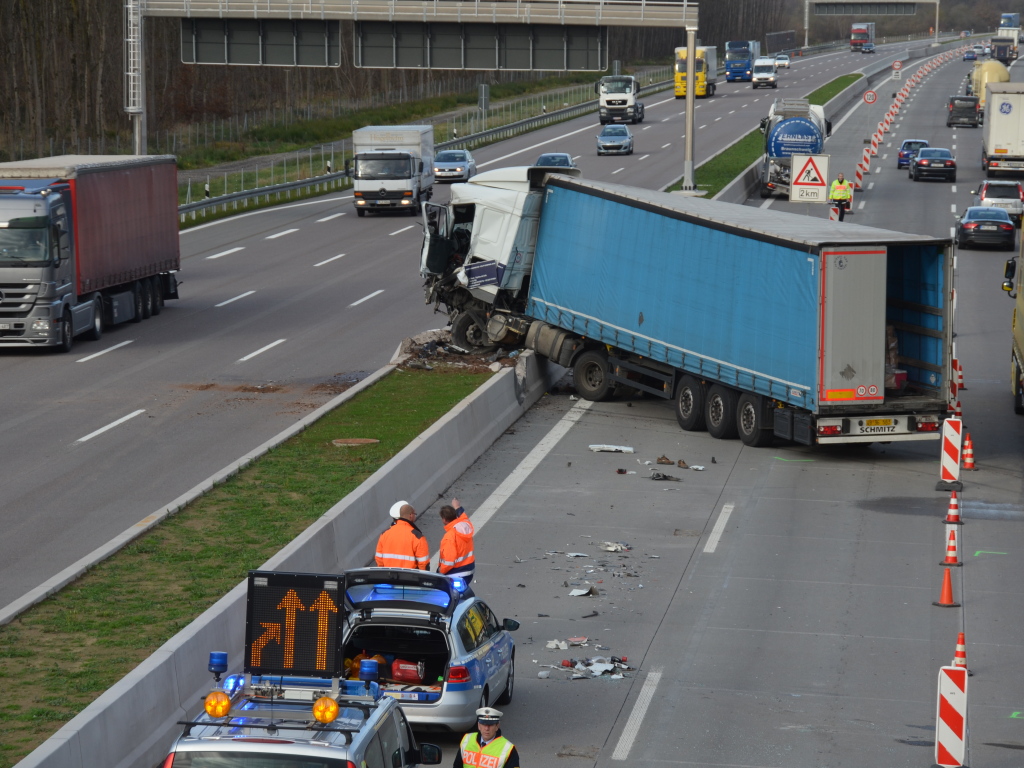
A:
850 22 876 52
0 155 180 351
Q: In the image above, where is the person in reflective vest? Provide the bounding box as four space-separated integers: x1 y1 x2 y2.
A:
375 501 429 569
829 172 853 222
454 707 520 768
438 498 476 584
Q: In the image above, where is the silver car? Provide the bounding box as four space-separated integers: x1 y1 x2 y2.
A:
974 180 1024 227
433 150 477 182
596 124 634 155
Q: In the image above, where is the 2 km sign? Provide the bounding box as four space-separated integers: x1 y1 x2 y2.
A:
789 154 830 203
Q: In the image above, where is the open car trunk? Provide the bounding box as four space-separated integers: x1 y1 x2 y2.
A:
345 624 450 703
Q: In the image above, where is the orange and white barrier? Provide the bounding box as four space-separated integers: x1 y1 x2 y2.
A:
935 666 967 766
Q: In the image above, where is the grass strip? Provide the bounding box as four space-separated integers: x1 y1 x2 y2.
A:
667 73 864 198
0 365 491 768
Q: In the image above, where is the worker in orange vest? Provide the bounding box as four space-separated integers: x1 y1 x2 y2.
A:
375 501 429 570
438 498 476 584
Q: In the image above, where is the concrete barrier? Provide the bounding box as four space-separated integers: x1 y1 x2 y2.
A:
17 350 564 768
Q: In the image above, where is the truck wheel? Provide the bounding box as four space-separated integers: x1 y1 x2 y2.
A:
84 298 103 341
150 276 163 316
759 186 772 199
705 384 738 439
131 282 144 323
356 209 366 217
140 279 154 319
451 312 496 355
736 393 774 447
1013 357 1024 415
573 350 614 401
57 309 74 353
674 375 707 431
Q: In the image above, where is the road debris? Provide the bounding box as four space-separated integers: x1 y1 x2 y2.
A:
546 639 569 650
566 552 590 558
569 586 600 597
589 444 634 453
656 455 674 465
598 541 631 552
649 471 681 481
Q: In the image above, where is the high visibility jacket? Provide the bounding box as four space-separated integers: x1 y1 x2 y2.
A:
829 179 852 200
375 519 429 569
458 732 518 768
438 511 475 574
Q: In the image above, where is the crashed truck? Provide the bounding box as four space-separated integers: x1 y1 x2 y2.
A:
419 168 955 446
758 98 832 199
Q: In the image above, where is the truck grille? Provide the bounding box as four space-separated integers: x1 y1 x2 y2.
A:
607 99 627 106
0 283 40 318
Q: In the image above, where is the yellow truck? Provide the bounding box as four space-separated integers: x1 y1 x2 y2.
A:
674 46 718 98
1001 259 1024 412
968 59 1010 117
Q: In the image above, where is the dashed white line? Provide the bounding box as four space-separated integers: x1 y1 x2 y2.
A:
661 143 671 149
389 225 415 236
951 185 957 193
867 182 875 190
215 291 256 307
728 110 735 114
75 410 146 444
611 667 664 761
858 200 866 210
952 144 956 150
350 289 384 307
317 213 346 222
639 154 650 160
642 125 652 130
882 153 888 160
266 228 298 239
238 339 287 362
314 253 346 267
661 117 672 122
698 125 707 130
612 168 625 174
714 117 722 122
704 504 735 553
76 340 134 363
206 247 244 260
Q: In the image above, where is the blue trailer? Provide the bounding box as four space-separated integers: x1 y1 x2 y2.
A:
420 170 954 446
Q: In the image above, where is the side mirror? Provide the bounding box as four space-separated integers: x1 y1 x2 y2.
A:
417 744 442 765
825 119 833 137
419 161 424 173
503 618 520 631
344 158 351 177
1005 258 1017 280
1002 279 1017 297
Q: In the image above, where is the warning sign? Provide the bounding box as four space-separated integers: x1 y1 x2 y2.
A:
789 154 830 203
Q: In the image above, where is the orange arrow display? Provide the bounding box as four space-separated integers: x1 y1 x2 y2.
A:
277 589 307 668
310 590 339 670
250 622 281 667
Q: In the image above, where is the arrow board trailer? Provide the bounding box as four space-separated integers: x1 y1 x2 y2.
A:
420 170 954 447
790 154 830 203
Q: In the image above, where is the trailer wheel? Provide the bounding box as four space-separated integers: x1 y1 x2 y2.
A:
1014 357 1024 415
57 309 74 353
131 282 144 323
84 297 103 341
140 279 154 319
150 277 163 316
573 350 614 401
736 393 774 447
705 384 738 439
674 375 707 431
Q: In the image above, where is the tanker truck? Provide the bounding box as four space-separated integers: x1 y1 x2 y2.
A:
758 98 832 199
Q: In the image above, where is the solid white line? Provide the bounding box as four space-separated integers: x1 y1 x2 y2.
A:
76 340 134 363
612 168 624 174
266 228 298 239
317 213 346 222
216 291 255 307
389 225 415 236
238 339 286 362
350 289 384 306
206 247 244 260
314 253 346 267
75 410 146 444
639 154 650 160
611 667 664 760
704 504 735 553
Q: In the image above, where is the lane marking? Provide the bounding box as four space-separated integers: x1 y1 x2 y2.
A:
215 291 255 307
612 168 624 174
639 154 650 160
858 200 866 210
714 116 722 122
389 225 415 236
266 228 298 239
314 253 346 267
238 339 286 362
642 125 652 130
661 143 671 149
867 182 875 190
317 213 346 222
479 122 604 167
75 410 146 444
952 144 957 150
611 667 664 760
951 204 957 214
661 117 672 122
729 110 735 114
882 153 888 159
350 289 384 306
760 197 773 209
76 340 134 363
951 185 957 193
704 504 735 553
698 124 707 130
206 247 244 260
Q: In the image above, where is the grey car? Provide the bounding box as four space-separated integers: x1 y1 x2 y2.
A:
433 150 477 182
535 152 577 168
596 124 634 155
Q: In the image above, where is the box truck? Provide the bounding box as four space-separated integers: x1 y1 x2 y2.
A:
350 126 434 217
850 22 875 52
0 155 180 352
983 83 1024 176
420 169 954 446
674 47 718 98
724 40 760 82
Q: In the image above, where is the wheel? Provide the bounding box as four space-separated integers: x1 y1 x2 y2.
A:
131 282 144 323
674 374 707 431
150 276 163 316
451 312 496 355
759 185 772 199
496 652 515 705
773 82 778 88
140 279 153 319
356 209 366 217
912 169 919 181
84 297 103 341
950 174 957 183
628 147 634 155
573 350 614 401
705 384 739 439
1013 356 1024 414
57 309 74 353
1006 240 1017 251
736 392 775 447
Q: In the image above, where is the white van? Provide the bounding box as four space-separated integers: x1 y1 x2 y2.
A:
752 57 779 89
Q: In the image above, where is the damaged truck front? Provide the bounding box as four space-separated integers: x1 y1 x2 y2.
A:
420 168 954 446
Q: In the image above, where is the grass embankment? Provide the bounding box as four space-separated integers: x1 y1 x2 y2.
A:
0 366 492 768
669 73 863 197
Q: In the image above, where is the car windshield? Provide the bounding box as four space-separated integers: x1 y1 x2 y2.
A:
902 141 928 152
969 209 1010 220
353 158 412 179
725 49 751 61
601 126 628 137
776 55 789 61
754 65 774 73
0 226 49 266
435 151 467 162
984 185 1021 199
537 154 571 166
919 149 951 158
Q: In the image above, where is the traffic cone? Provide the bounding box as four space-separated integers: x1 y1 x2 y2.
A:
940 527 962 566
944 491 963 524
958 359 966 390
953 632 968 669
962 434 976 471
954 399 962 418
933 568 961 607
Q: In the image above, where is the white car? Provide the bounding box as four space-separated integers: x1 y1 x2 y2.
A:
775 54 791 68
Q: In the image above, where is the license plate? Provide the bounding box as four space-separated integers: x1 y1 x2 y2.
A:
384 691 422 700
865 418 892 426
981 225 997 230
0 324 8 330
377 200 392 206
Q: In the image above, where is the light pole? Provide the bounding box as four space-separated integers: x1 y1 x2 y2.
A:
680 25 698 192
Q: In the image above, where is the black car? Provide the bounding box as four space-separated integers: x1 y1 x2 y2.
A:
909 147 956 182
956 206 1016 250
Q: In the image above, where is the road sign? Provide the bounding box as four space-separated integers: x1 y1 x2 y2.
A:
863 90 878 105
789 154 830 203
892 70 902 81
940 418 963 483
892 59 903 70
935 666 967 766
